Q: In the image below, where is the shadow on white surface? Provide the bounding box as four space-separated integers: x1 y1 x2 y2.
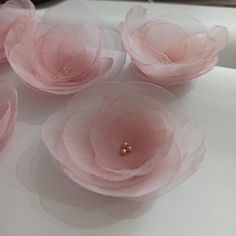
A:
0 63 71 125
16 85 71 124
16 141 155 229
118 63 195 98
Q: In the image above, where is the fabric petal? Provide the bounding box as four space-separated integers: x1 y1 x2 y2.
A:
0 0 35 62
0 83 17 150
124 5 150 33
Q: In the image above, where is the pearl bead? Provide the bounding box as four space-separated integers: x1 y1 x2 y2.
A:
122 142 129 148
120 142 133 156
62 67 71 75
127 145 132 153
120 148 128 156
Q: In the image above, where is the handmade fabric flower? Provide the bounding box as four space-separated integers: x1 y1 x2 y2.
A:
0 83 17 150
119 6 228 86
6 0 126 95
42 82 205 201
0 0 35 63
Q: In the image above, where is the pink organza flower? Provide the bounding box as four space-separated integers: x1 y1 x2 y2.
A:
42 82 206 201
119 6 228 86
0 83 17 150
6 0 126 95
0 0 35 63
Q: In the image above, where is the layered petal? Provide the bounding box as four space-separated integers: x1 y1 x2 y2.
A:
0 0 35 63
0 83 17 150
131 56 218 86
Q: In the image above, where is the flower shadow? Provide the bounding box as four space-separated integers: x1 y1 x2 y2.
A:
16 84 71 125
16 141 155 229
0 64 71 125
126 63 195 98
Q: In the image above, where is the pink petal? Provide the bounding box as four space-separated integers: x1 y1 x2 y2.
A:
91 112 158 169
62 83 173 179
0 0 35 29
119 22 171 65
146 115 206 199
31 26 68 81
37 0 103 34
90 94 173 176
124 5 150 32
98 29 126 81
206 26 228 53
138 21 187 56
0 0 35 62
131 55 218 86
4 14 38 60
182 33 208 60
59 142 145 189
57 23 101 71
59 139 182 199
8 43 79 94
32 23 101 82
31 26 100 84
0 83 17 150
155 15 206 34
42 109 146 188
62 110 145 182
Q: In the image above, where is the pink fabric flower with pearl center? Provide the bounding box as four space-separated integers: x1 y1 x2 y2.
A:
119 6 228 86
6 0 126 95
0 0 35 63
0 83 17 150
42 82 206 201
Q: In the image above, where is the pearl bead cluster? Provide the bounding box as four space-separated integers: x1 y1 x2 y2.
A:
120 141 133 156
62 66 71 75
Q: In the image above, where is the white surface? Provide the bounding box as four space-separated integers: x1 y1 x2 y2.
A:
0 1 236 235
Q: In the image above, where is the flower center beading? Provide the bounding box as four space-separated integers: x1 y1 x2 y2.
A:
62 66 71 75
120 141 133 156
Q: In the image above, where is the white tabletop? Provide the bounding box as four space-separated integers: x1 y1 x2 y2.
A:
1 1 236 236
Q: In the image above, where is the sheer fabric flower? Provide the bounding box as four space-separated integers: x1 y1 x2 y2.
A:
119 6 228 86
6 0 126 95
42 82 206 201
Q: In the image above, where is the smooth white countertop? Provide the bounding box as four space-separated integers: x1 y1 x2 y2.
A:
1 1 236 236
